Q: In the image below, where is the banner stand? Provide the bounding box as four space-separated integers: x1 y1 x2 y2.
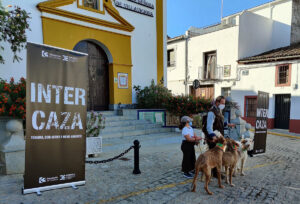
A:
22 181 85 195
24 42 88 195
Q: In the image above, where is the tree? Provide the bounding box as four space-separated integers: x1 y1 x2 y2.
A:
0 1 30 64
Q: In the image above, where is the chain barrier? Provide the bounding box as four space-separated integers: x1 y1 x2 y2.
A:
85 146 134 164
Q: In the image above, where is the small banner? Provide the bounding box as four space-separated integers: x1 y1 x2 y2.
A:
24 43 88 194
253 91 269 154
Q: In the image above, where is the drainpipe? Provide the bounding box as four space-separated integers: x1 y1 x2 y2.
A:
185 32 189 95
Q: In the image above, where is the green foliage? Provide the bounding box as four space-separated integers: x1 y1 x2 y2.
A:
192 114 202 129
0 2 31 64
133 79 172 109
133 80 212 116
165 95 211 117
86 111 106 137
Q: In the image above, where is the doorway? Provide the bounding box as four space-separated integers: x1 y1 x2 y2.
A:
274 94 291 129
74 40 109 111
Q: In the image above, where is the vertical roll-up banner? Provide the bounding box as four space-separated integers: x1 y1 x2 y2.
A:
23 43 88 194
253 91 269 155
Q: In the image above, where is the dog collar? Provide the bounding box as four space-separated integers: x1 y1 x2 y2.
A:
242 148 248 152
233 144 238 150
216 143 225 151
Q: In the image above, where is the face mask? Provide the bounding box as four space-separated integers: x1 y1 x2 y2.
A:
218 104 225 110
189 121 193 126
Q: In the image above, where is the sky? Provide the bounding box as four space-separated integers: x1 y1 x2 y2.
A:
167 0 274 38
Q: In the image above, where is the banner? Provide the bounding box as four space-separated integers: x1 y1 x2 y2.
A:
24 43 88 194
253 91 269 154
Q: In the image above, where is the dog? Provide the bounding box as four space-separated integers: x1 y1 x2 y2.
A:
222 139 239 186
191 136 227 195
235 138 253 176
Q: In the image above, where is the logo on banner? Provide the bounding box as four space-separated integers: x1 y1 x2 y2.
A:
41 50 49 58
39 177 46 184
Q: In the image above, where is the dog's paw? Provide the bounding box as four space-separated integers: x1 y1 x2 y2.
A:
230 183 235 187
219 185 225 189
208 191 213 195
241 172 245 176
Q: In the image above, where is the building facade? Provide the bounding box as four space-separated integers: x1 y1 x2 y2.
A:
167 0 300 133
0 0 167 110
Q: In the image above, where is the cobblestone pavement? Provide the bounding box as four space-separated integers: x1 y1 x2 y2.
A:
0 131 299 204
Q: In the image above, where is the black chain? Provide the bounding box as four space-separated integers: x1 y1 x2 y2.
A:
85 146 134 164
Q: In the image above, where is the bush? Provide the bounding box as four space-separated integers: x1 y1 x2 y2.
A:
133 80 212 117
86 111 105 137
0 77 26 119
133 79 172 109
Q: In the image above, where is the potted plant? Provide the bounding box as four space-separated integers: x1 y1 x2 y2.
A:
86 111 105 157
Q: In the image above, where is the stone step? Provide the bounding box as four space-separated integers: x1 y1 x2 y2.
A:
103 115 132 122
101 123 162 133
97 111 117 116
101 127 172 139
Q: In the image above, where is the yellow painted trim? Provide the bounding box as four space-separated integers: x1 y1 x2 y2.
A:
156 0 164 84
41 17 133 105
77 0 105 14
37 0 135 32
38 0 75 7
85 161 282 204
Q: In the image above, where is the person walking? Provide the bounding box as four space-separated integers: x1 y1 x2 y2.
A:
203 96 235 177
180 116 202 178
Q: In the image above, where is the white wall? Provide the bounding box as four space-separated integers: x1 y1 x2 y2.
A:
116 0 157 103
238 11 291 60
167 39 186 95
0 0 44 80
232 61 300 120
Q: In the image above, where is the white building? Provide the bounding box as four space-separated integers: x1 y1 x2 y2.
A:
0 0 167 110
167 0 300 133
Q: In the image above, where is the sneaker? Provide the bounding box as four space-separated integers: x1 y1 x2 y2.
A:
183 172 193 179
189 170 195 174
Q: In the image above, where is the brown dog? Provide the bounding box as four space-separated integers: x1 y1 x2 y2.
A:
222 139 239 186
191 137 227 195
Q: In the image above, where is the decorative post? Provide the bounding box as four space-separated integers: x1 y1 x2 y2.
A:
133 140 141 174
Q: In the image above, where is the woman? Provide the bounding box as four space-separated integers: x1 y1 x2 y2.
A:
179 116 202 178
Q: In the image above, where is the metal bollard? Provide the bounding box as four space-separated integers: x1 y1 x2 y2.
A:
133 140 141 174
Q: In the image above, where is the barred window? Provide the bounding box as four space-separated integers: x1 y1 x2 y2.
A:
276 64 291 87
245 97 257 117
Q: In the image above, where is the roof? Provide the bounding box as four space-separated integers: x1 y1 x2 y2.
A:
238 43 300 64
167 35 185 43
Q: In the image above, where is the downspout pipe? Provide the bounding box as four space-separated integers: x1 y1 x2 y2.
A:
185 32 189 95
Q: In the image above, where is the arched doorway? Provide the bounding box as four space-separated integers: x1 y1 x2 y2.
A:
74 40 109 111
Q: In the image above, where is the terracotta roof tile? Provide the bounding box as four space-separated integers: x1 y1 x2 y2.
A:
238 43 300 64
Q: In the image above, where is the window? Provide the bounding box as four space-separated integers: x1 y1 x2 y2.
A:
167 49 175 67
245 96 257 118
221 87 231 97
83 0 99 10
204 51 217 80
78 0 104 14
275 64 292 87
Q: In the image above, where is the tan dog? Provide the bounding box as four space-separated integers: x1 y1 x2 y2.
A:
222 139 239 186
191 137 227 195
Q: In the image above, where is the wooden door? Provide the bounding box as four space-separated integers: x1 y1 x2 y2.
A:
74 41 109 111
199 85 214 99
275 94 291 129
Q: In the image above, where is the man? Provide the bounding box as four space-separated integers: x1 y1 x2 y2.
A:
205 96 235 177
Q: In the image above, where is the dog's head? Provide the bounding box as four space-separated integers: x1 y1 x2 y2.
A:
216 136 227 152
226 139 239 152
240 138 253 151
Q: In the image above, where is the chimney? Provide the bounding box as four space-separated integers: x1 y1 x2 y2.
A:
291 0 300 45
